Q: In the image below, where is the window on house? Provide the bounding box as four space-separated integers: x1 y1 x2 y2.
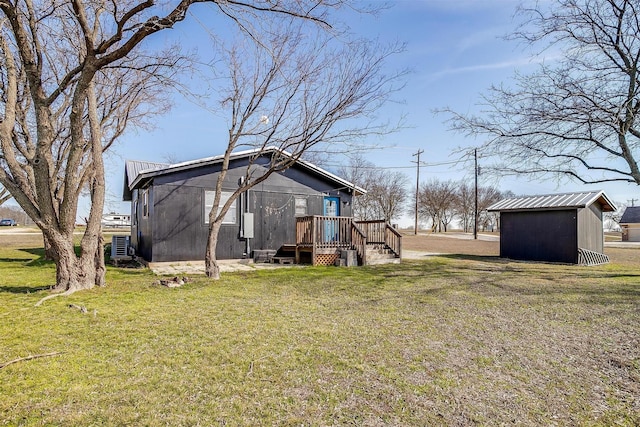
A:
295 197 307 216
204 190 236 224
142 189 149 217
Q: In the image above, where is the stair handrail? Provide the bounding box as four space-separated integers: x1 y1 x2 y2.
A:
351 221 367 266
355 220 402 259
384 222 402 258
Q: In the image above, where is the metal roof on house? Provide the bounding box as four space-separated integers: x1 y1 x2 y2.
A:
619 206 640 224
487 191 616 213
125 160 169 187
123 147 366 201
122 160 170 201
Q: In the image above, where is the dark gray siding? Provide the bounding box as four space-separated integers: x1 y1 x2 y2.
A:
151 183 207 262
134 156 353 262
500 210 578 263
130 189 139 251
132 187 154 261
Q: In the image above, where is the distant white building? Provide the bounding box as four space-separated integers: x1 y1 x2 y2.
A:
620 206 640 241
102 213 131 228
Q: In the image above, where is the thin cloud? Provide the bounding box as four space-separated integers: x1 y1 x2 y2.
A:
427 53 561 82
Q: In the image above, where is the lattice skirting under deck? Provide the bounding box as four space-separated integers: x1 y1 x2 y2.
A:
314 253 340 266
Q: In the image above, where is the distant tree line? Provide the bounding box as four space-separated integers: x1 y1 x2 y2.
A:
339 154 409 224
0 205 33 225
339 156 512 232
417 179 511 233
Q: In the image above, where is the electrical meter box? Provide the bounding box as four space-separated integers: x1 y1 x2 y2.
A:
241 213 254 238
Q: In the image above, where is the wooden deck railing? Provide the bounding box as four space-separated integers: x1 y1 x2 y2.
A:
356 220 402 258
296 216 354 248
296 216 402 265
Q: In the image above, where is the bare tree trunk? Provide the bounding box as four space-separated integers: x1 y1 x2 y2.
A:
0 187 10 206
84 81 106 288
42 234 56 261
38 82 107 294
94 234 105 287
54 246 104 293
205 220 223 279
48 235 83 292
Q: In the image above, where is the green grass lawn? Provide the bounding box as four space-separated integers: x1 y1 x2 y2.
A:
1 240 639 426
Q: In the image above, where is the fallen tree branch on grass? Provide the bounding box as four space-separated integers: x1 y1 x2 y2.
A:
35 289 76 307
0 352 63 369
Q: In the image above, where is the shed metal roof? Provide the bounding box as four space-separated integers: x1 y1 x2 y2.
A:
123 147 366 201
487 191 616 213
620 206 640 224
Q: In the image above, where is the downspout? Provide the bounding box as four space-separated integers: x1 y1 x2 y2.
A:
245 189 251 257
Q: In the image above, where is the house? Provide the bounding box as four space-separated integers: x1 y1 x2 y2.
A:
102 213 131 228
619 206 640 242
487 191 616 265
123 147 401 265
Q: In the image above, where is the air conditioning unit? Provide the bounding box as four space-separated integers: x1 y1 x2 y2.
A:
111 235 131 260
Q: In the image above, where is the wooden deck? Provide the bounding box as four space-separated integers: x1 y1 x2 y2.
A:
295 216 402 266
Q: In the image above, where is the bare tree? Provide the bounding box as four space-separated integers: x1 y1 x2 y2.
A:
604 202 625 231
476 186 504 232
203 24 403 278
338 154 379 221
446 0 640 186
368 170 408 223
0 203 29 224
338 155 408 223
418 179 457 232
0 1 350 297
454 182 474 232
454 182 510 232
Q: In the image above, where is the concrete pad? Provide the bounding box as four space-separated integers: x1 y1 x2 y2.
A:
147 259 295 275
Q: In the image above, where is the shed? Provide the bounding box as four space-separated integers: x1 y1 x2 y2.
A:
619 206 640 242
123 147 367 263
487 191 616 264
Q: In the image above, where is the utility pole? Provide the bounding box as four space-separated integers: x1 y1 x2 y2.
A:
412 149 424 235
474 148 478 240
628 198 638 207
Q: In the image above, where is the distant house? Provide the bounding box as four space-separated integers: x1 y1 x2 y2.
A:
102 213 131 228
488 191 616 264
123 147 400 266
619 206 640 242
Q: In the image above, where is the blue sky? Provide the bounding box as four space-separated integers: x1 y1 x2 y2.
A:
98 0 640 224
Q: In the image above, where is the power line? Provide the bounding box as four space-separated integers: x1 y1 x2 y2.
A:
310 159 464 170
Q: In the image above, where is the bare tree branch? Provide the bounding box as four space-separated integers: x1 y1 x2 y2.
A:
203 21 404 278
445 0 640 186
0 0 358 292
0 351 64 369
